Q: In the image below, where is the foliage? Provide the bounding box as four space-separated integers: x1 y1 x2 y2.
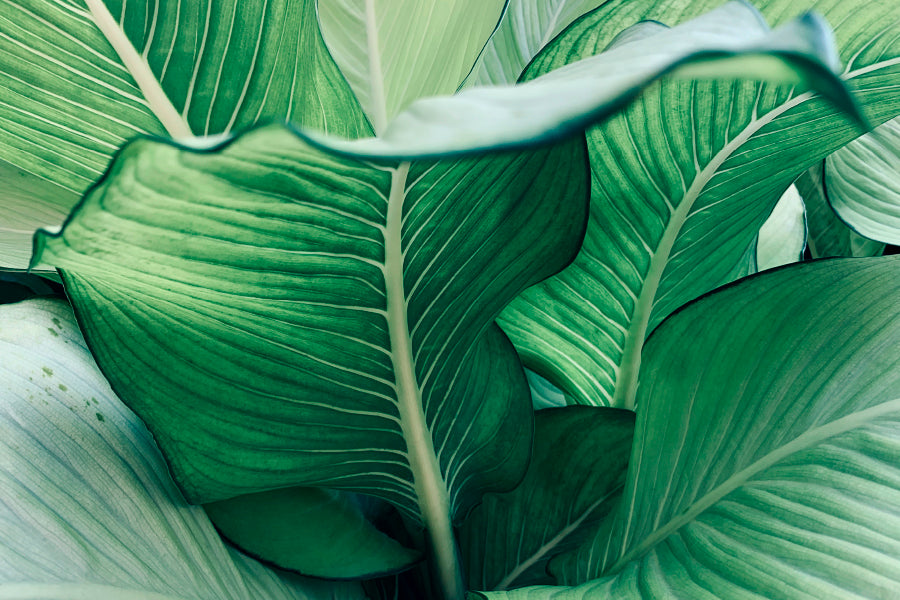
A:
1 1 900 599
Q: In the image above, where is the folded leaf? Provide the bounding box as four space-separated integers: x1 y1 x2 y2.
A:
205 487 421 579
302 2 864 159
826 116 900 245
796 162 885 258
756 184 807 270
498 0 900 408
0 298 365 600
460 407 634 591
317 0 505 132
526 370 568 410
478 256 900 599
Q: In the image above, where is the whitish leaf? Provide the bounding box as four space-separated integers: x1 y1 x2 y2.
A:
316 0 505 133
796 162 885 258
478 256 900 599
0 298 366 600
498 0 900 409
756 184 806 270
464 0 607 87
303 2 863 159
460 407 634 591
0 0 366 268
826 116 900 245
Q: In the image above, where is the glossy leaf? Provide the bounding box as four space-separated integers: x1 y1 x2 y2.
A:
0 298 366 600
303 2 863 159
498 0 900 409
796 162 885 258
316 0 505 133
205 488 420 580
460 407 634 591
826 116 900 245
756 184 806 270
479 256 900 599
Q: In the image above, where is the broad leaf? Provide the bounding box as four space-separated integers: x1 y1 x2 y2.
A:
756 184 806 270
460 407 634 591
0 298 366 600
464 0 607 87
0 0 366 268
32 123 588 598
796 162 885 258
205 487 421 579
498 0 900 409
316 0 505 133
478 256 900 599
303 2 864 159
826 116 900 245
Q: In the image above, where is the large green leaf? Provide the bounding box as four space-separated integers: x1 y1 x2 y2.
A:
498 0 900 409
303 2 863 159
478 256 900 599
0 0 366 268
316 0 505 133
464 0 606 87
826 116 900 245
0 298 366 600
32 123 588 599
459 407 634 592
795 162 885 258
756 184 806 271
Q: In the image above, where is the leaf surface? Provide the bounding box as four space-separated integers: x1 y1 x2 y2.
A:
0 298 366 600
478 256 900 599
756 184 806 270
498 0 900 408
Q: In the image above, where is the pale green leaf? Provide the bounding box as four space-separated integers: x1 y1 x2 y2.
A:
204 487 421 579
460 407 634 591
796 162 885 258
303 2 863 159
0 0 366 268
526 370 569 410
478 256 900 599
464 0 607 87
826 116 900 245
498 0 900 409
0 298 366 600
756 184 807 270
316 0 505 133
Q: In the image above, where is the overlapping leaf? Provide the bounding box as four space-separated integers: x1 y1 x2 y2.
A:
756 184 806 270
479 256 900 599
0 298 366 600
498 0 900 408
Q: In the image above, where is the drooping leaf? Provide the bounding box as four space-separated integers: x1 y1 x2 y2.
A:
204 487 421 580
795 161 885 258
0 298 366 600
460 407 634 591
316 0 505 133
826 116 900 245
303 2 864 159
478 256 900 599
756 184 806 270
0 0 367 268
464 0 607 87
498 0 900 409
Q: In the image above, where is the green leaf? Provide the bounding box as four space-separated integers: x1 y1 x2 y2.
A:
459 407 634 591
796 162 885 258
498 0 900 409
0 0 367 268
303 2 865 159
204 487 421 579
464 0 607 87
526 370 569 410
756 184 806 271
0 298 366 600
316 0 505 133
32 123 588 598
826 116 900 245
478 256 900 599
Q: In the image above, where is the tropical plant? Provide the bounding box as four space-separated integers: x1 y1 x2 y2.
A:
1 1 900 600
